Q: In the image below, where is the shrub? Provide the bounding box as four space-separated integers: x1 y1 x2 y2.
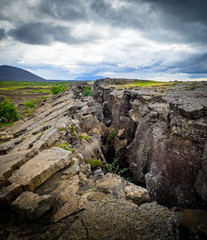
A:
82 85 93 97
51 85 65 95
23 100 38 116
0 100 20 123
24 100 37 108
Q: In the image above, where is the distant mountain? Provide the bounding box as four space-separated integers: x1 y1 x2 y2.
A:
0 65 46 82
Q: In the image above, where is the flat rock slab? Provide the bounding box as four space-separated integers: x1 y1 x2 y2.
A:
0 151 31 185
9 147 73 191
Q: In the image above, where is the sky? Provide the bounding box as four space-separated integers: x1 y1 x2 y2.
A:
0 0 207 81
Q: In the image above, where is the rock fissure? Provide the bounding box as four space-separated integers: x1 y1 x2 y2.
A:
0 80 207 239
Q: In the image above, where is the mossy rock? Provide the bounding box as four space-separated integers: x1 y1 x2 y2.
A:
85 159 104 168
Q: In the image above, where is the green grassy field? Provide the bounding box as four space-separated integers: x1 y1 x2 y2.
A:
109 80 179 89
0 81 72 126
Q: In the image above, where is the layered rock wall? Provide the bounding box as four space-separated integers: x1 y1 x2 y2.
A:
94 79 207 208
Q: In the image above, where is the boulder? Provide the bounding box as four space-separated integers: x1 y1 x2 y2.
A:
12 191 51 220
41 200 178 240
50 175 89 223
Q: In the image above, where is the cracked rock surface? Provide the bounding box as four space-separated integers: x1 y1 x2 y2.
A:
0 80 207 239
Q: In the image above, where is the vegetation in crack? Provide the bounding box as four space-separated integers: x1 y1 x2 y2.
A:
107 158 133 183
79 134 91 143
57 142 76 152
70 125 77 136
85 159 105 168
106 130 117 142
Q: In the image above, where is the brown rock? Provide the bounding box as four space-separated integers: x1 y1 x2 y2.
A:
50 175 88 223
96 173 125 199
124 182 149 205
9 147 74 191
0 151 31 187
12 191 51 220
0 183 23 206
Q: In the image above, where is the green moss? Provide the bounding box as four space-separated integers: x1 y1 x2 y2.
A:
57 127 66 131
70 125 77 136
79 134 91 143
85 159 104 168
92 185 98 191
40 129 48 136
57 142 75 152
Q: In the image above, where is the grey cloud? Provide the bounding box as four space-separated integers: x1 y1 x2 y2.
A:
171 53 207 74
38 0 87 21
138 0 207 44
142 0 207 23
90 0 148 30
0 28 6 40
2 0 206 46
8 23 75 45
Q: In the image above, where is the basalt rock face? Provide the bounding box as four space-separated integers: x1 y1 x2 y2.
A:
0 82 180 240
94 79 207 208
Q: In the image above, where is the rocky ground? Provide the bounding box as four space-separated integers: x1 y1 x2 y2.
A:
0 80 207 239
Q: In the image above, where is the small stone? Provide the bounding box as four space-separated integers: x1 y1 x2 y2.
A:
124 182 150 205
62 162 80 179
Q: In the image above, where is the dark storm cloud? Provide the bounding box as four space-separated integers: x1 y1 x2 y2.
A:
90 0 147 29
0 0 207 79
8 22 78 45
143 0 207 23
168 53 207 74
0 28 6 40
138 0 207 44
38 0 87 21
1 0 206 45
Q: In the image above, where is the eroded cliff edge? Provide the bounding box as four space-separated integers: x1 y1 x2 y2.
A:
0 80 207 239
